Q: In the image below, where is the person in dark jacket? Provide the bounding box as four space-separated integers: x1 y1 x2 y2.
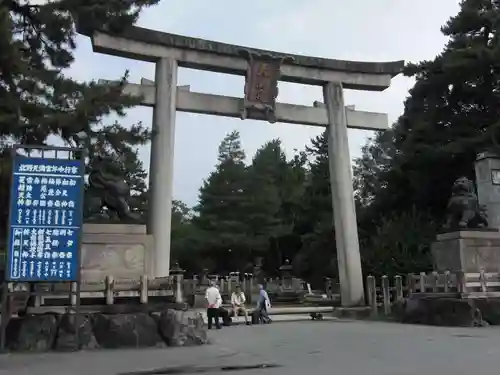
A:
256 284 272 324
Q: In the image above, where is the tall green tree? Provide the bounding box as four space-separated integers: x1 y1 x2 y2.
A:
0 1 157 234
353 130 395 208
360 208 435 278
244 140 307 273
365 0 500 221
1 0 157 147
294 130 337 284
171 200 202 274
299 130 332 234
352 0 500 276
245 140 286 253
277 147 308 235
194 130 250 271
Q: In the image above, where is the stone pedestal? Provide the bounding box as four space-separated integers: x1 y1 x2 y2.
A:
431 230 500 273
81 224 154 282
475 152 500 229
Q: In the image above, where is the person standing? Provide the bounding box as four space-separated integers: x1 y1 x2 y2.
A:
231 284 250 325
205 281 222 329
256 284 272 324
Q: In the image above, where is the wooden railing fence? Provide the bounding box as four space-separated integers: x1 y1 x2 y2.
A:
366 270 500 316
4 273 309 310
7 270 500 314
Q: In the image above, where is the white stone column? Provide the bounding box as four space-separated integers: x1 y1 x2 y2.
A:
148 58 178 277
323 81 365 307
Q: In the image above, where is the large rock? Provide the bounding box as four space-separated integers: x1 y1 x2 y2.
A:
55 314 99 351
13 314 58 351
156 310 207 346
395 298 477 326
91 313 163 349
5 316 22 349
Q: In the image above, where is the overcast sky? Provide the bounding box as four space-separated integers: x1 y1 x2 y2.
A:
67 0 460 207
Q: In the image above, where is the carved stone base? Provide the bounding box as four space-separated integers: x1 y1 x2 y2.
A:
81 224 153 281
432 230 500 273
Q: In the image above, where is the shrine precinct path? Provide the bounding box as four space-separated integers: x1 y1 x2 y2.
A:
1 320 500 375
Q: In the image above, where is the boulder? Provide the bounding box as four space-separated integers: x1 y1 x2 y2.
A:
156 309 208 346
91 313 163 349
13 314 58 351
5 316 22 349
391 299 406 320
397 298 476 326
55 314 99 351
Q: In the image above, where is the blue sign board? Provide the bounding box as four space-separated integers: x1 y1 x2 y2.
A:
6 155 84 282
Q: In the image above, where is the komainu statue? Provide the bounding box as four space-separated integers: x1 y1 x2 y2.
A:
444 176 488 230
85 156 140 222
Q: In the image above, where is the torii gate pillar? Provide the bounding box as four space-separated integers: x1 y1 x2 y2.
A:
149 58 177 277
324 82 364 305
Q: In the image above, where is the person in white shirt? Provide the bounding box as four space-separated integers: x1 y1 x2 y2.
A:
231 284 250 325
205 281 222 329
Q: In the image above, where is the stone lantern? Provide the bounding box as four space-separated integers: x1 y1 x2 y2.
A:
279 259 293 289
170 261 185 304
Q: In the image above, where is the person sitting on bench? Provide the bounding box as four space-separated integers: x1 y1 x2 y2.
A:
231 284 250 325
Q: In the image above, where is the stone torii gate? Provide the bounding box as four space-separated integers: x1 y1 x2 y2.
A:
84 26 404 306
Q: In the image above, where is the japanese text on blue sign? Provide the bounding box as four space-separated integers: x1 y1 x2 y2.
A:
7 156 84 281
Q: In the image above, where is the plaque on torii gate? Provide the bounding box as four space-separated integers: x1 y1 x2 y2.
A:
240 51 293 123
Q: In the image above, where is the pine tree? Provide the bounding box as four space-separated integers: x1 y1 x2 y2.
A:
1 1 157 148
216 130 245 164
171 199 202 273
350 0 500 276
246 139 308 273
368 0 500 220
245 140 287 255
353 131 395 208
294 130 337 284
194 131 250 270
300 130 332 233
0 1 157 233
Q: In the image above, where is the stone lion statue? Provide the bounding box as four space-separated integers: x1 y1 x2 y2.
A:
444 176 488 230
85 156 140 222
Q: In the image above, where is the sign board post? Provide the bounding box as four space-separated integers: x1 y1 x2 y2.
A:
0 145 85 351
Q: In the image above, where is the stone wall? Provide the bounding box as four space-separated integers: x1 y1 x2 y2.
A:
5 308 207 352
392 297 500 327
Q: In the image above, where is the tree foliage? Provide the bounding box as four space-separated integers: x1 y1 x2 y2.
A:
357 0 500 221
352 0 500 277
193 131 249 269
0 0 157 230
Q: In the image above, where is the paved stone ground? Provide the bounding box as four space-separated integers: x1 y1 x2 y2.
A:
198 311 333 325
2 320 500 375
